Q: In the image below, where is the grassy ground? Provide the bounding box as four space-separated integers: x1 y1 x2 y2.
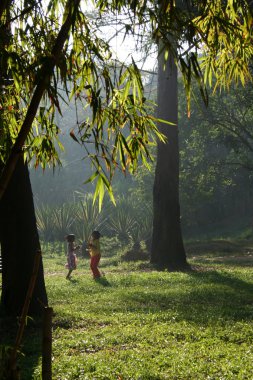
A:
1 240 253 379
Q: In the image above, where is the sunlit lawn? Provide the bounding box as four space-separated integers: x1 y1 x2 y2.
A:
2 244 253 380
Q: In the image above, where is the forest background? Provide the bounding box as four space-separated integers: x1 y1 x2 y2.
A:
31 75 253 247
2 0 253 317
1 1 253 378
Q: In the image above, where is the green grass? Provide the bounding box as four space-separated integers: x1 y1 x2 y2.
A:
1 242 253 379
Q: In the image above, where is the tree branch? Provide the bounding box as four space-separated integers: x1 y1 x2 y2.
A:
0 0 81 200
0 0 11 21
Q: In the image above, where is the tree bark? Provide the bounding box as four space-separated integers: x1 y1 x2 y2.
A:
0 0 80 317
0 158 48 315
151 50 188 270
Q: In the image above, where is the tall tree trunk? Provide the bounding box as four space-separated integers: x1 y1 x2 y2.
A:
151 51 188 270
0 157 48 315
0 0 80 317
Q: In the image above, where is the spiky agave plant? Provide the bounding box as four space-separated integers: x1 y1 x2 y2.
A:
128 201 153 249
73 193 108 243
53 202 77 241
36 204 56 241
106 196 139 245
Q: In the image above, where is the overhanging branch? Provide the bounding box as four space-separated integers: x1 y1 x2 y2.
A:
0 0 81 200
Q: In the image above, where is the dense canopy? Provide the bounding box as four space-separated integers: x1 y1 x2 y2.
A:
0 0 253 203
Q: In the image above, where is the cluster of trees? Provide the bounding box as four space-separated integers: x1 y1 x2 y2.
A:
179 82 253 236
1 0 253 316
31 75 253 238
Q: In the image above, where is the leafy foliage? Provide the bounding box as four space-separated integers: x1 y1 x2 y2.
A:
33 67 253 241
36 197 106 243
178 79 253 236
196 1 253 90
0 0 165 204
35 191 153 255
1 0 253 203
106 204 138 244
36 204 57 242
74 192 109 242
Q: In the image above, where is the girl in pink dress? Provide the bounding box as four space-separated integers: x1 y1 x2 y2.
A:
65 234 79 279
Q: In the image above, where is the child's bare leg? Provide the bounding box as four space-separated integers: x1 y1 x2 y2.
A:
66 269 72 279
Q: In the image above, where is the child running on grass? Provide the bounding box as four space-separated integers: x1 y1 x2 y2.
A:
88 230 102 279
65 234 80 280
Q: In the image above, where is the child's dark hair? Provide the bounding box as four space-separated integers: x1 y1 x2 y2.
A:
91 230 101 239
65 234 75 242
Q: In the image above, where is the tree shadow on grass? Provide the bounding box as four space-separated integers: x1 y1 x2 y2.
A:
119 268 253 325
185 269 253 322
67 277 79 284
190 254 253 267
0 310 42 380
94 276 111 287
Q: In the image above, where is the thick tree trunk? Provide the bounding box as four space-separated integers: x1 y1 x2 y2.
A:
0 158 48 315
0 0 79 317
151 51 188 269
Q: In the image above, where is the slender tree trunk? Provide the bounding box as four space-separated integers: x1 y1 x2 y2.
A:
0 158 48 315
151 51 188 270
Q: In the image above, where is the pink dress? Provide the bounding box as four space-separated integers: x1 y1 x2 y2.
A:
66 242 77 270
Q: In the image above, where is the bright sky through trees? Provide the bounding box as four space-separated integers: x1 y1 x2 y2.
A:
105 25 157 71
